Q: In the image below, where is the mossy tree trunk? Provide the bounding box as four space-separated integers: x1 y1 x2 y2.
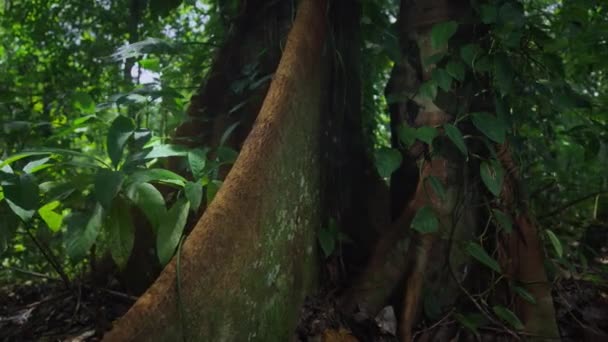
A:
104 0 328 340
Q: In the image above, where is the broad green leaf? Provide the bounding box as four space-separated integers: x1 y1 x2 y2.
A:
492 209 513 233
398 124 417 148
71 92 95 114
430 21 458 49
446 61 466 81
498 2 524 29
107 115 135 167
411 206 439 234
125 182 166 233
0 148 106 169
23 157 51 174
492 305 524 330
107 198 135 269
419 80 438 100
494 54 514 95
460 44 482 68
94 169 124 209
145 144 189 159
317 227 336 258
206 180 222 203
2 174 39 222
466 242 501 273
127 168 186 187
139 58 160 72
185 181 203 212
374 148 402 178
480 4 498 24
188 148 208 179
443 123 468 156
426 176 447 201
216 146 238 165
545 229 563 258
416 126 438 145
38 201 63 232
424 52 446 67
65 205 103 261
471 112 506 143
480 160 504 197
513 285 536 304
454 313 480 335
431 68 452 91
0 206 19 255
157 198 190 265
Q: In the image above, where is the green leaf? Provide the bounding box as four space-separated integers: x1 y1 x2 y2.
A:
466 242 501 273
188 148 208 179
545 229 563 258
216 146 238 165
398 124 417 148
38 201 63 232
471 112 506 143
71 92 95 114
454 313 485 335
446 61 466 81
443 123 468 156
65 205 103 261
23 157 51 174
157 198 190 265
219 121 240 146
2 174 39 222
480 160 504 197
107 115 135 167
426 176 447 201
492 305 524 330
145 144 189 159
460 44 482 68
431 68 452 91
107 198 135 269
494 54 514 95
125 182 166 233
416 126 438 145
185 181 203 212
419 80 438 100
139 58 161 72
374 148 402 178
94 169 124 209
480 4 498 24
127 168 186 187
411 206 439 234
513 285 536 304
318 227 336 258
430 21 458 49
424 52 446 67
206 180 222 203
0 206 19 255
492 209 512 233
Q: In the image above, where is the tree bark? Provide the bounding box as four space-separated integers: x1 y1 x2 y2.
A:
103 0 327 340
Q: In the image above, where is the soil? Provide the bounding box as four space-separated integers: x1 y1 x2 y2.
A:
1 273 606 341
0 280 134 342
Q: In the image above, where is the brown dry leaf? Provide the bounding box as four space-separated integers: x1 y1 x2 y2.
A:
322 328 359 342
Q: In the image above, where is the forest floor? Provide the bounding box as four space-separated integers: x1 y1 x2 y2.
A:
0 271 606 341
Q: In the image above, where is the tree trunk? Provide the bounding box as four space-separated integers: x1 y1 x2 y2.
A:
103 0 327 340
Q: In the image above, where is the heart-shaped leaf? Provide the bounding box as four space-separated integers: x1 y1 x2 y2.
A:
375 148 403 178
480 160 505 197
444 123 468 156
411 206 439 234
471 112 506 143
157 198 190 265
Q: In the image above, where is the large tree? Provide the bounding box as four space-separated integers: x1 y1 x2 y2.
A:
2 0 606 341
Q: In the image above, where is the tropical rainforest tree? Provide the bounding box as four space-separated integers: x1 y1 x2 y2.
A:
1 0 606 341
